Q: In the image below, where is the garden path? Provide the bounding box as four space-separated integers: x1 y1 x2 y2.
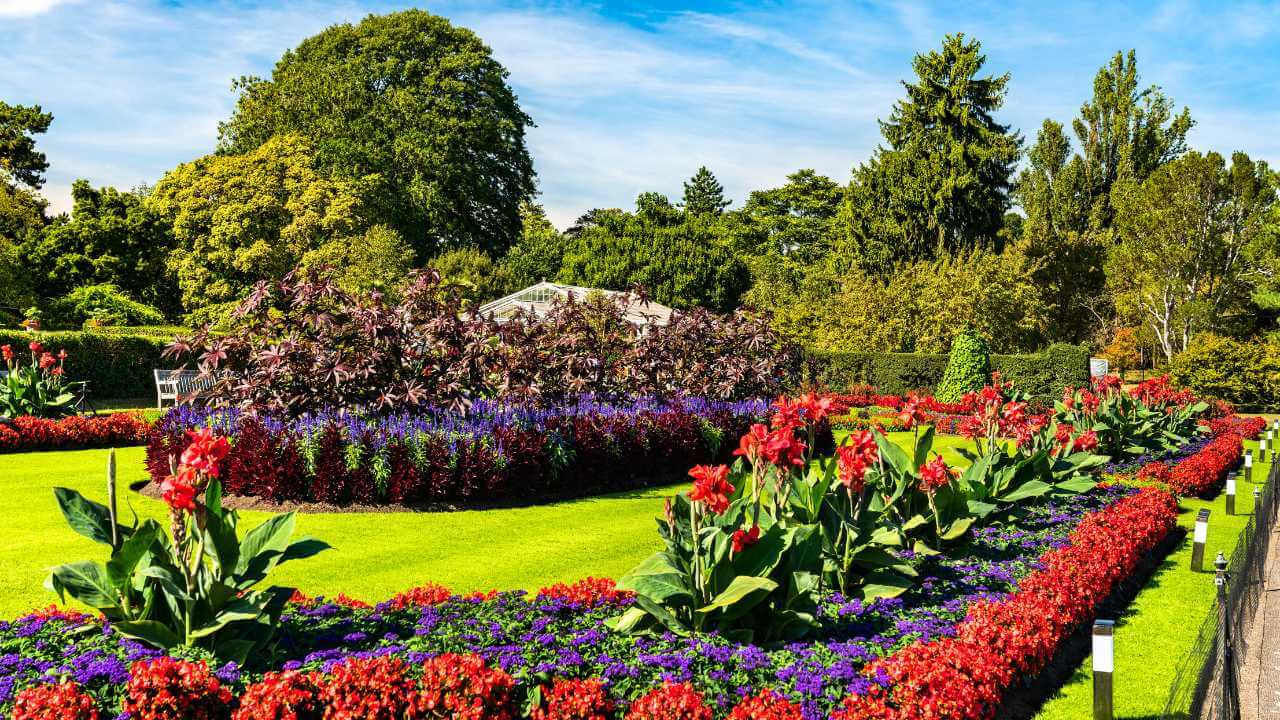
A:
1238 521 1280 720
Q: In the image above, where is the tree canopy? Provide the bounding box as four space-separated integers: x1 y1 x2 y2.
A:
216 9 535 258
681 167 730 216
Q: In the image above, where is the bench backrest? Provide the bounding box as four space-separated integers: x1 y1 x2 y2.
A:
154 369 213 396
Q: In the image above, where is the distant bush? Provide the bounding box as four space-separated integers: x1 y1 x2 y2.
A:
809 343 1088 400
47 283 166 329
1168 333 1280 408
935 329 991 402
0 329 174 399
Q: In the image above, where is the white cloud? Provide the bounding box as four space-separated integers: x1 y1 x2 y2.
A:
0 0 78 17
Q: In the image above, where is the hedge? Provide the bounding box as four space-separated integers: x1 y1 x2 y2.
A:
0 330 176 399
807 342 1090 399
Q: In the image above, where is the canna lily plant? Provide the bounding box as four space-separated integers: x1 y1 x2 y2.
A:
45 430 330 664
0 341 84 419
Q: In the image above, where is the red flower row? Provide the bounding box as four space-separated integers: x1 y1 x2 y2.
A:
1206 415 1265 441
827 387 971 416
14 659 804 720
0 413 151 453
833 485 1179 719
1137 432 1244 498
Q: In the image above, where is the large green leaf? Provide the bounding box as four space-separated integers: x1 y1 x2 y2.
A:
233 512 298 584
860 569 914 599
53 487 119 546
617 553 692 604
50 561 117 608
190 598 264 638
730 525 789 578
281 538 332 563
998 479 1052 503
913 426 935 469
106 521 159 590
114 620 181 649
697 575 777 622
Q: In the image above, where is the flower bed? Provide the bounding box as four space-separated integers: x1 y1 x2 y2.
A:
0 413 151 453
1127 432 1242 498
144 397 770 507
0 484 1179 719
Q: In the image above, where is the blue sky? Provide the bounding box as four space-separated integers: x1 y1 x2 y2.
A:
2 0 1278 228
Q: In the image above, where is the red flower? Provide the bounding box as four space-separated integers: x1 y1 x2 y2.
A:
12 681 100 720
999 401 1026 427
836 430 878 492
728 690 804 720
688 464 734 514
1061 387 1075 409
318 656 422 719
417 653 516 720
770 396 804 431
733 424 769 462
124 657 232 720
537 577 632 608
761 427 806 469
38 352 55 369
897 394 929 429
386 583 453 609
161 465 198 512
181 427 231 477
797 392 834 425
731 525 761 553
231 670 323 720
1 344 12 363
532 678 615 720
625 682 713 720
28 341 42 353
919 455 956 494
1071 430 1099 453
57 349 68 361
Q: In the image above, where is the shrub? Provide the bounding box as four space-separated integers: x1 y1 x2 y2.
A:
231 671 324 720
1 340 84 418
0 329 174 399
48 283 166 329
935 329 991 403
318 657 421 719
1168 334 1273 408
0 412 150 453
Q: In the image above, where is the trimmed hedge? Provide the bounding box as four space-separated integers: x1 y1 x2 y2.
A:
808 342 1090 399
0 330 176 399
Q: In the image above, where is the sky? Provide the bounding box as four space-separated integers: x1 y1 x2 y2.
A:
2 0 1278 229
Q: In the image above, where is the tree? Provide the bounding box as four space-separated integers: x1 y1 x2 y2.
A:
636 192 681 225
840 34 1021 272
0 101 53 189
1108 151 1277 361
731 169 843 262
216 9 535 257
1102 326 1142 375
1074 50 1193 230
300 223 416 297
150 135 393 322
1013 120 1105 343
429 246 509 304
20 181 179 315
500 202 566 291
681 166 730 216
557 214 749 312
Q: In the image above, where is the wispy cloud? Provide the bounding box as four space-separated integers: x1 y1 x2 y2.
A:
2 0 1276 227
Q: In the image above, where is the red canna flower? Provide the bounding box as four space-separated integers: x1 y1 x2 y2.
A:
38 352 55 370
761 427 806 469
731 525 761 553
688 464 734 514
770 396 804 431
1072 429 1099 453
897 394 929 429
181 427 231 477
1 344 12 363
919 455 957 494
733 424 769 463
28 341 42 354
796 392 834 425
161 465 198 512
836 430 878 492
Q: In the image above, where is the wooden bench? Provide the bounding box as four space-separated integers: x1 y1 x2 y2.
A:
154 369 213 408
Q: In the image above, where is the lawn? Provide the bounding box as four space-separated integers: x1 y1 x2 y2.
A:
0 429 1254 719
1035 437 1269 719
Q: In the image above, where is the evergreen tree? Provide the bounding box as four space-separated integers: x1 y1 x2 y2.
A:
840 34 1021 272
681 166 730 216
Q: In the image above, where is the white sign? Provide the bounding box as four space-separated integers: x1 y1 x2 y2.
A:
1089 358 1110 378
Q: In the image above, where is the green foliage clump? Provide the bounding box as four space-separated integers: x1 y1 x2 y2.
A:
1168 333 1280 408
0 330 172 399
48 283 166 329
216 9 535 258
936 330 992 403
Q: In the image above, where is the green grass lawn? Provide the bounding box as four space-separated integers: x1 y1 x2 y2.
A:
1035 438 1269 720
0 428 1256 719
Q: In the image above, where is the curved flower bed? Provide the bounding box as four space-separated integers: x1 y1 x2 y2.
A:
0 413 151 453
1114 415 1257 498
145 397 769 507
0 484 1178 719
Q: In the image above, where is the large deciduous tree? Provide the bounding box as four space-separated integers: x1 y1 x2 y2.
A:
0 100 52 316
216 10 535 258
150 135 406 322
839 34 1021 272
1108 151 1277 361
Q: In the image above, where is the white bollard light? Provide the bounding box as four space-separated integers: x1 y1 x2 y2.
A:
1192 508 1210 571
1226 472 1237 515
1093 620 1115 720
